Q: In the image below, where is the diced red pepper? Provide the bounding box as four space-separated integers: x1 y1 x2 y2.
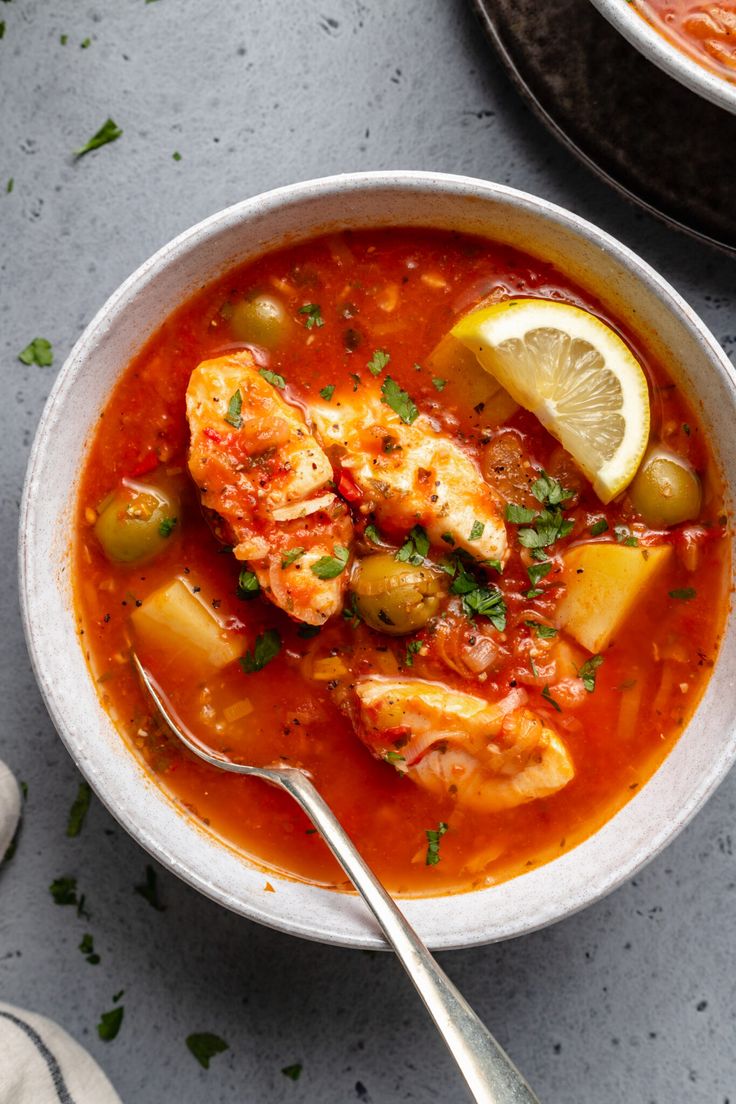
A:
128 451 159 477
204 427 223 444
337 468 362 504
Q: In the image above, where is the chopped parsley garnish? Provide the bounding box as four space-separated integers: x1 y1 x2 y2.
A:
505 503 536 525
669 587 697 601
396 524 429 565
541 686 561 712
525 620 557 640
66 781 92 837
367 348 390 376
381 376 418 425
349 372 361 391
311 545 349 579
50 876 78 906
18 337 53 367
281 1063 303 1081
441 532 455 546
589 518 609 536
578 654 603 692
404 640 422 667
299 302 324 329
240 629 281 674
485 558 503 573
79 933 100 965
527 560 552 587
364 523 381 545
614 526 638 546
237 569 260 599
158 516 177 538
517 509 574 549
682 423 691 436
186 1033 229 1069
281 547 305 568
384 750 406 765
134 864 165 911
531 472 574 506
259 367 286 389
444 554 507 629
342 592 362 627
469 520 485 542
425 821 448 866
432 377 446 391
74 117 123 158
297 624 321 639
97 1006 124 1042
319 384 335 401
224 389 243 428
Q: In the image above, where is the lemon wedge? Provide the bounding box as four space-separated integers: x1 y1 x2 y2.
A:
452 299 650 503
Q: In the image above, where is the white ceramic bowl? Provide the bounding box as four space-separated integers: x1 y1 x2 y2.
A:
19 171 736 949
589 0 736 115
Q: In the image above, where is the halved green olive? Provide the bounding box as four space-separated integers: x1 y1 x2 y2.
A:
94 481 179 564
229 293 292 349
629 446 701 528
351 553 445 635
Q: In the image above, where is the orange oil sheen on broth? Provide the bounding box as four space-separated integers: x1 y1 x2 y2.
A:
74 228 730 896
638 2 736 80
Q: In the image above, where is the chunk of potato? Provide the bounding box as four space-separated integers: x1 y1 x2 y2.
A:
131 578 245 670
427 333 518 425
556 543 672 653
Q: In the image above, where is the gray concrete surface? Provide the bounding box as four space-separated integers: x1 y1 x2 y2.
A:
1 1 735 1101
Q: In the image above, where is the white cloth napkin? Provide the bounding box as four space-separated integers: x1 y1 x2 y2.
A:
0 1003 122 1104
0 763 122 1102
0 760 21 860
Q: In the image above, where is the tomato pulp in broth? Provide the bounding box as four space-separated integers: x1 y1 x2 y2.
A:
75 228 729 896
638 2 736 80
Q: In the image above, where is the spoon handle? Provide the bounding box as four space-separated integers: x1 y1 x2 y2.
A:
277 768 540 1104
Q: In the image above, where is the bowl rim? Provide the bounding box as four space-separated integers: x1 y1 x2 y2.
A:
588 0 736 115
18 170 736 949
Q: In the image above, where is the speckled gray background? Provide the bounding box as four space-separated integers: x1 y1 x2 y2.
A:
1 1 735 1102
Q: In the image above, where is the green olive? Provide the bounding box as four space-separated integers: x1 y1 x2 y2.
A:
229 293 292 349
94 481 179 564
351 553 445 635
629 447 701 527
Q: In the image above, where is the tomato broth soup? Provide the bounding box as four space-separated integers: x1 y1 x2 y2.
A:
74 228 730 896
638 2 736 80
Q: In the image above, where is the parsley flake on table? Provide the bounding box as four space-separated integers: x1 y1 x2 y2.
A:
79 933 100 965
49 876 78 906
311 545 349 579
381 376 418 425
299 302 324 329
319 384 335 401
97 1006 124 1042
259 367 286 389
0 21 5 39
240 629 282 673
578 654 604 692
74 118 122 159
367 348 390 376
542 685 562 712
172 150 182 161
669 587 697 601
281 1063 303 1081
395 524 429 565
18 337 53 367
186 1033 230 1069
224 389 243 428
80 36 91 47
66 780 92 837
134 864 165 911
425 821 448 866
237 569 260 599
281 547 305 568
6 177 13 193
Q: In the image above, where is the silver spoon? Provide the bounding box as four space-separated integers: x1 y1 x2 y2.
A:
133 653 540 1104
